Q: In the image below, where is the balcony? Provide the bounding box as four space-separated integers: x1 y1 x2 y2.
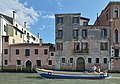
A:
73 49 89 55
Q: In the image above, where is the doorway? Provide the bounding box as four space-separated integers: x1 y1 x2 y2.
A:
76 57 85 71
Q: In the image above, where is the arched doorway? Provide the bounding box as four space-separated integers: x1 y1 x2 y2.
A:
76 57 85 71
26 60 32 71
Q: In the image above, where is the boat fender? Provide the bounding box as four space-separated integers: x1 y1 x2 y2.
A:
48 72 52 75
100 74 104 76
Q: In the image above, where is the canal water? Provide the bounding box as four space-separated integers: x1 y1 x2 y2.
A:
0 72 120 84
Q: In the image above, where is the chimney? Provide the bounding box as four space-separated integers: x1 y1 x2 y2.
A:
13 11 16 20
24 22 27 28
39 39 42 46
37 33 40 39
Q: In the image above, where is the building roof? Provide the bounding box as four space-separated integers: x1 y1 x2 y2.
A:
109 1 120 4
10 43 55 51
55 13 81 16
10 43 40 46
94 1 120 25
0 13 13 24
80 16 90 21
10 43 55 47
42 43 54 46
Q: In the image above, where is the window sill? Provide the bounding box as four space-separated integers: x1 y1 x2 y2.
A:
112 57 120 58
16 65 21 66
4 55 8 56
48 65 53 66
113 17 119 19
100 50 108 52
114 42 119 44
57 23 63 25
16 55 20 56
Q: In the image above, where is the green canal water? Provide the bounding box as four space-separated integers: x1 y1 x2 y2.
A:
0 72 120 84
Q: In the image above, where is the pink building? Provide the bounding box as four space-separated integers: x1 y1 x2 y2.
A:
2 36 55 72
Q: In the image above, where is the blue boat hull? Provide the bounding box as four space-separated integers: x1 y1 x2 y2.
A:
39 73 107 79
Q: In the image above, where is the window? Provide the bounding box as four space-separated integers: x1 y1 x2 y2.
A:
48 60 52 65
51 53 54 56
31 36 36 41
74 43 80 50
36 60 41 66
88 58 92 63
81 42 88 50
4 36 8 42
24 30 26 34
115 29 119 43
82 29 87 38
69 58 73 63
73 29 78 37
115 49 119 57
25 49 30 56
15 29 17 35
17 60 21 65
44 49 48 55
114 5 119 18
83 22 88 26
57 43 63 50
4 60 8 65
73 17 79 23
34 49 38 55
96 58 99 63
104 58 107 64
57 17 63 23
4 25 7 32
16 24 18 28
27 33 29 38
106 10 109 21
4 49 8 55
62 58 65 63
16 49 19 55
12 39 15 44
58 30 63 38
101 29 107 37
20 33 22 38
101 42 108 50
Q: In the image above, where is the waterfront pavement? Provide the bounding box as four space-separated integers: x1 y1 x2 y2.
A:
0 72 120 84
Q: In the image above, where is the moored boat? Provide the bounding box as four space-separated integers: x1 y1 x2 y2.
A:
36 68 108 79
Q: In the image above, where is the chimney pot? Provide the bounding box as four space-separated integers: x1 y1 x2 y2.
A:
24 22 27 28
37 33 40 38
13 11 16 20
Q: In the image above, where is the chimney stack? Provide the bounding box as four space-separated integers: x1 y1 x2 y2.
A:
24 22 27 28
13 11 16 20
37 33 40 39
39 39 42 46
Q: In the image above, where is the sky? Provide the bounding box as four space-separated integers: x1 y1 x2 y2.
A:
0 0 120 44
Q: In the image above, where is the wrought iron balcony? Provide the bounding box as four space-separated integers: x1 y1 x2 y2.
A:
73 49 89 54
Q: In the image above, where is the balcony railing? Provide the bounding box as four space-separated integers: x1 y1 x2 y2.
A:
73 49 89 54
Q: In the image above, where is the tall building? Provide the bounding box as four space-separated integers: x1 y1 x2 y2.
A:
55 13 111 71
94 1 120 70
0 11 41 71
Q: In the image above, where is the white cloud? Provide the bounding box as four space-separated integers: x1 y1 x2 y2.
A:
39 25 53 31
0 0 39 27
42 15 55 20
57 2 64 10
47 0 64 10
24 2 28 6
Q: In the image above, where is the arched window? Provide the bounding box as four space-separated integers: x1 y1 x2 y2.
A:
69 58 73 63
115 29 119 43
62 58 65 63
114 5 119 18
